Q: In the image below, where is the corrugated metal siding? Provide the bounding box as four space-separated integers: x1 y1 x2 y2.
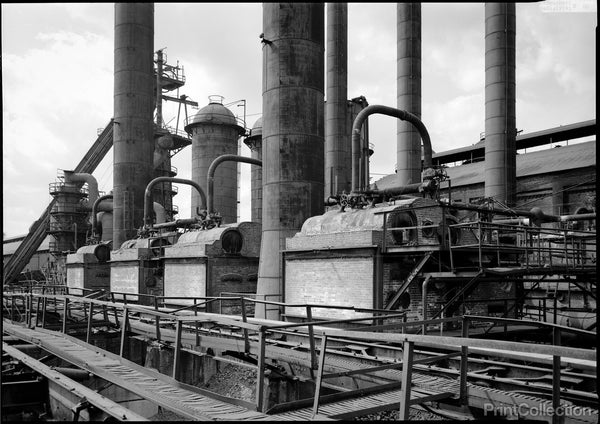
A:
375 141 595 189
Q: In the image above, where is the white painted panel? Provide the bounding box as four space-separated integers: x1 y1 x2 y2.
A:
164 263 207 305
285 257 373 320
111 266 139 301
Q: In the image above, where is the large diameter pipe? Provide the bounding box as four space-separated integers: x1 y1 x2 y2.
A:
257 3 325 320
144 177 206 228
396 3 422 186
207 154 262 216
325 3 349 197
63 171 99 207
92 194 113 236
351 105 432 193
484 3 516 206
113 3 155 248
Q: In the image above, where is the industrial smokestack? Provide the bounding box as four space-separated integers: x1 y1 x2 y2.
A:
256 3 325 319
113 3 155 248
484 3 516 206
325 3 349 197
244 117 263 223
396 3 422 186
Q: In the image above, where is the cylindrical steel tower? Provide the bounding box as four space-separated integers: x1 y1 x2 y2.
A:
256 3 325 319
396 3 422 186
184 97 245 224
113 3 155 248
325 3 349 197
244 117 263 223
484 3 516 206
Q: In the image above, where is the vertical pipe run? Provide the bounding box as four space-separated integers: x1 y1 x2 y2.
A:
256 3 325 320
396 3 422 186
113 3 155 248
325 3 349 197
484 3 516 206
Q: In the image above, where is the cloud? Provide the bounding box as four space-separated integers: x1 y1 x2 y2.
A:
2 27 113 237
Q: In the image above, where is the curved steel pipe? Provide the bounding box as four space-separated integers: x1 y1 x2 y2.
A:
207 154 262 214
351 105 432 193
144 177 206 227
63 171 99 208
92 194 113 235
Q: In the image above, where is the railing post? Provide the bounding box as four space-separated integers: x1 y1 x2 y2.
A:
399 340 414 420
119 306 129 357
552 327 563 424
256 327 267 412
306 306 317 373
460 317 469 405
35 296 41 327
154 297 161 341
240 297 250 354
86 302 94 344
311 333 328 419
41 296 47 329
62 297 69 333
477 221 483 269
172 319 183 380
26 294 32 327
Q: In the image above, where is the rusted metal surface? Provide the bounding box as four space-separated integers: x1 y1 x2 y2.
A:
113 3 155 248
256 3 325 320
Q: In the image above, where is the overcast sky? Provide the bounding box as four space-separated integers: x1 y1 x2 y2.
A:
2 2 596 238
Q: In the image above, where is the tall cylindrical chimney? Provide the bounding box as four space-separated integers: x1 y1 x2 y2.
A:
244 117 263 223
325 3 349 197
256 3 325 319
396 3 422 186
484 3 516 206
113 3 155 248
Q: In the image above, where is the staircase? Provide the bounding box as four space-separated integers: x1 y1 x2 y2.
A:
385 251 433 310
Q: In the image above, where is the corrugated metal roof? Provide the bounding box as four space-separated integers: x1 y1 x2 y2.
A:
375 140 595 189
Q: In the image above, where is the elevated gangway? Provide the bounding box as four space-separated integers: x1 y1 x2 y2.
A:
3 292 598 422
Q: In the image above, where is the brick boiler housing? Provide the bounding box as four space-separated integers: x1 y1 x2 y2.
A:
282 138 595 326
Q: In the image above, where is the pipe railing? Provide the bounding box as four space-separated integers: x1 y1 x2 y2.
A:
3 291 596 416
206 154 262 214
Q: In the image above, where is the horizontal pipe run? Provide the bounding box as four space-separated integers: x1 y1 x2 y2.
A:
151 218 198 229
144 177 206 228
207 154 262 214
352 105 432 193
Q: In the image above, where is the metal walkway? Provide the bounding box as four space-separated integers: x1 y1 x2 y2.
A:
3 322 272 421
3 321 459 421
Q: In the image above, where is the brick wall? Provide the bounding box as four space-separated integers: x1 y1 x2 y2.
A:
208 256 259 314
